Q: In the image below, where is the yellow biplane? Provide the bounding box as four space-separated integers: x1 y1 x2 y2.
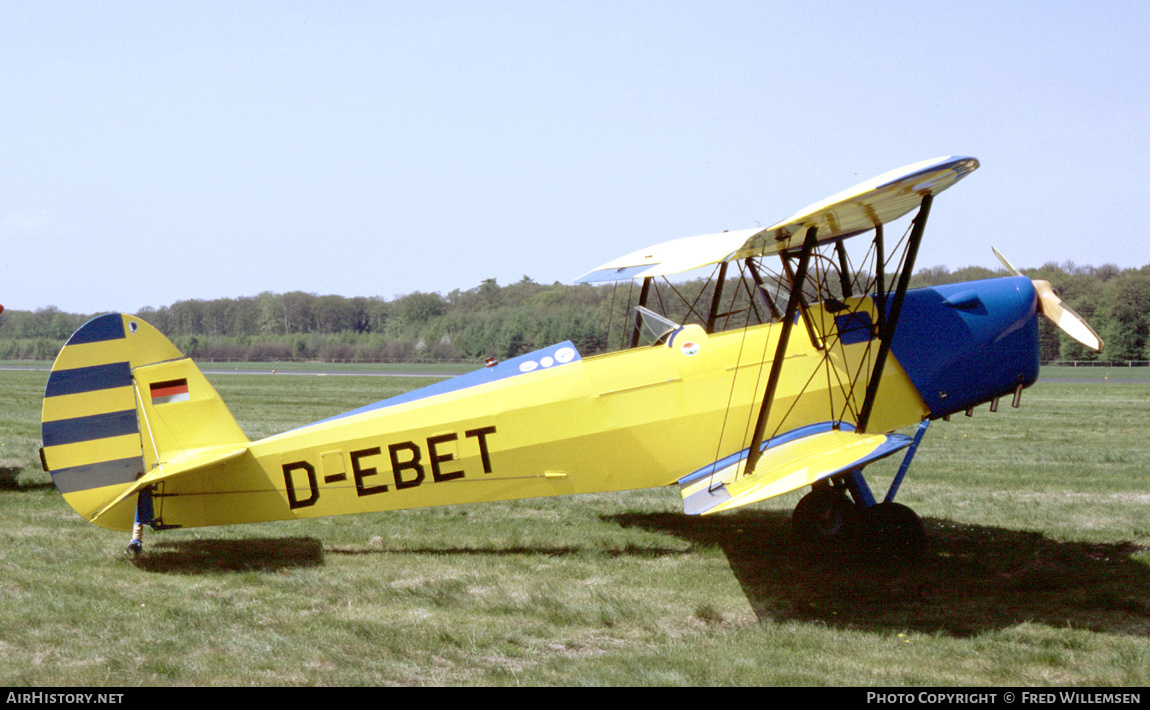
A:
39 156 1103 558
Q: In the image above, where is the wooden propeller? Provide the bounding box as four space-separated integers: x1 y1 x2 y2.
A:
992 247 1104 352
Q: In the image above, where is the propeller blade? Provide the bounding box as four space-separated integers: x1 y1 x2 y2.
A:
991 246 1023 277
1033 279 1104 352
992 247 1104 352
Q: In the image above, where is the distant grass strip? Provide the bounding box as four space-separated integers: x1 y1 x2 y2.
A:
1040 365 1150 380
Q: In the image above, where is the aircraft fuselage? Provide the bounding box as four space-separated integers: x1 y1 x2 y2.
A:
127 276 1039 532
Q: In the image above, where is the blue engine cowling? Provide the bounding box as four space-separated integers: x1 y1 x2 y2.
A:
885 276 1041 418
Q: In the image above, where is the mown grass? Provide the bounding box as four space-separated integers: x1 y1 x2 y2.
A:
0 368 1147 686
1040 364 1150 381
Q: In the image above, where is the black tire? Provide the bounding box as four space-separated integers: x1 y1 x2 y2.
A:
856 502 925 560
792 487 856 539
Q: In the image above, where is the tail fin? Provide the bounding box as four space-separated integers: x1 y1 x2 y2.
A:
40 314 249 531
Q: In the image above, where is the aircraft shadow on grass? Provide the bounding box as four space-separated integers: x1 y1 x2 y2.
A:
131 534 688 577
609 510 1150 638
128 510 1149 639
130 537 324 574
0 467 24 490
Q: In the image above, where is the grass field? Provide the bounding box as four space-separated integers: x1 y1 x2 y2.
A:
0 367 1147 686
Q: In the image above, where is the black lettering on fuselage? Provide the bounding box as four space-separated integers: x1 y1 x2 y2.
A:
351 447 388 496
388 441 425 490
427 433 464 482
283 461 319 509
465 426 497 473
286 425 498 505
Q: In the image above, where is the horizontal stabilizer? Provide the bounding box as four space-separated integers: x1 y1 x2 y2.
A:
678 423 911 516
90 446 250 527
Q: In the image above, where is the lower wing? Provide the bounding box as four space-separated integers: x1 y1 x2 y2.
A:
678 422 911 516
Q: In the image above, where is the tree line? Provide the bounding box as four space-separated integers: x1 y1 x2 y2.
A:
2 262 1147 363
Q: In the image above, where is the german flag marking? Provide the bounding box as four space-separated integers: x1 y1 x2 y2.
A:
150 378 190 405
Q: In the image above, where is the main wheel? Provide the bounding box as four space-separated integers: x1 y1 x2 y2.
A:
856 502 925 560
792 487 857 539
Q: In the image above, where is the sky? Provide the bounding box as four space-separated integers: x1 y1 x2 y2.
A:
2 0 1147 314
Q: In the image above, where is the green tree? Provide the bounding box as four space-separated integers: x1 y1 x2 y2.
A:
1099 273 1150 360
397 291 446 327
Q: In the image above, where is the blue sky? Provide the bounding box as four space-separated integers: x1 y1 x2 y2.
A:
2 1 1147 314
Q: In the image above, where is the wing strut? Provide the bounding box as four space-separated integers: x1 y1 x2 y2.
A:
744 226 819 475
857 193 933 432
705 261 730 333
746 258 782 321
835 241 854 299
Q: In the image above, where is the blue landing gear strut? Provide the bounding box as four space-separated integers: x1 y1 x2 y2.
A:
127 486 155 557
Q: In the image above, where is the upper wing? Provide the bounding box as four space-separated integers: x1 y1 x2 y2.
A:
733 155 979 258
575 228 758 283
678 422 911 516
575 156 979 283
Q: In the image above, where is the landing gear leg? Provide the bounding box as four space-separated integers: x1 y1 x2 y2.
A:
126 487 154 557
127 525 144 557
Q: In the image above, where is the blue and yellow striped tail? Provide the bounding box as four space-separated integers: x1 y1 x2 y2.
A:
40 314 248 532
